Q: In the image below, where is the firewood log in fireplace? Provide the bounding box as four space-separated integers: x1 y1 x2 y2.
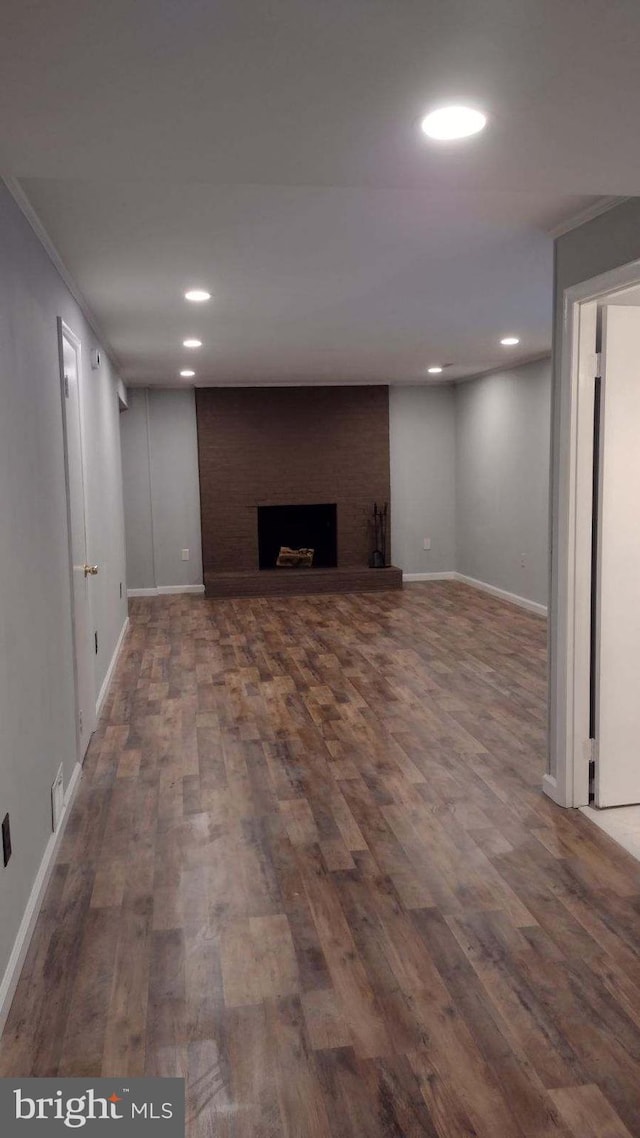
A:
276 547 314 568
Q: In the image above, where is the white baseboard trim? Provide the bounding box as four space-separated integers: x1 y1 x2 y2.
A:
158 584 205 596
127 584 205 598
542 772 567 806
0 759 83 1037
401 569 547 617
402 571 457 582
96 616 130 718
453 573 548 618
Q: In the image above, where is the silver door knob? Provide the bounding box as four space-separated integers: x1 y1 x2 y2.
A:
83 564 99 577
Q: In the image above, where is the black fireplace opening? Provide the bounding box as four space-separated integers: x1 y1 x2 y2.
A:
257 503 338 569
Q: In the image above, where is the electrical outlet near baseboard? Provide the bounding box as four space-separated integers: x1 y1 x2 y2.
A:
51 764 64 833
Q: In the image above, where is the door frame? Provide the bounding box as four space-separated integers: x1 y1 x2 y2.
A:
547 256 640 808
57 317 96 761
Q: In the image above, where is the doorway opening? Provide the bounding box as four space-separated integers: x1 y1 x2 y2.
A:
549 262 640 811
58 319 97 762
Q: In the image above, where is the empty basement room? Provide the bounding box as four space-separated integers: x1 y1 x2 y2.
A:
4 3 640 1137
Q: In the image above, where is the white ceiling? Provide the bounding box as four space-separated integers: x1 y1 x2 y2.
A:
2 0 638 387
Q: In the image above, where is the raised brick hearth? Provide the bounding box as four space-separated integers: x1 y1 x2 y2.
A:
204 565 403 598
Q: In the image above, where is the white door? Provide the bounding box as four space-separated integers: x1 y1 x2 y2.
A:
59 320 97 761
595 305 640 805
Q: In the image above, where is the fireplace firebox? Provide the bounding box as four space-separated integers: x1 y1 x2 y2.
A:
257 503 337 569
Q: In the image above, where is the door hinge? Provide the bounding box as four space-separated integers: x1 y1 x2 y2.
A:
94 631 98 655
79 710 83 733
595 352 602 379
64 374 70 398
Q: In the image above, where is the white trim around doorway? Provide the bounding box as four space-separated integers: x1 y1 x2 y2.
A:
547 255 640 808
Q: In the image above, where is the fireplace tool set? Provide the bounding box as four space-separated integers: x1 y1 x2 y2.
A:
369 501 388 568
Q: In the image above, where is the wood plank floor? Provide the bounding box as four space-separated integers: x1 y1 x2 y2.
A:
3 582 640 1137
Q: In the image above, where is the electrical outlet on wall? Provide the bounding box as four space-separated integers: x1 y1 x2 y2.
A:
520 553 526 568
181 549 190 561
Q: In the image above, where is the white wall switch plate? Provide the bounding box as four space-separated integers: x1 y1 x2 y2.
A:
181 548 190 561
423 538 431 550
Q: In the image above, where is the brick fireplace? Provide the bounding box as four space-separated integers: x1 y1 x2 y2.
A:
195 385 401 596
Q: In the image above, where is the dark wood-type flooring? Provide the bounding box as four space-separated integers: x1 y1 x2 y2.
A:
2 582 640 1137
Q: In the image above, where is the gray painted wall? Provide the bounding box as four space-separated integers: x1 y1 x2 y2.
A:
389 385 456 574
550 197 640 784
455 358 551 607
120 390 155 589
126 383 458 585
120 388 203 591
122 379 549 599
0 183 127 994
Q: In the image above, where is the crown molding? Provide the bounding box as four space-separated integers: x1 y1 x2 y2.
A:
451 350 552 387
547 196 629 240
2 175 121 371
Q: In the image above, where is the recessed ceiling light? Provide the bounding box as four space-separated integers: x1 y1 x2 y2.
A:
183 338 202 348
180 369 195 378
427 365 444 374
500 336 520 346
184 289 211 302
421 105 487 141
